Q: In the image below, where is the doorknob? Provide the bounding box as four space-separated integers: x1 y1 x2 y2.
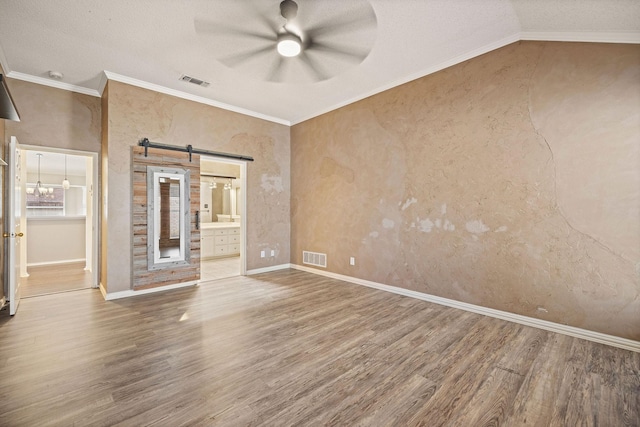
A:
2 232 23 237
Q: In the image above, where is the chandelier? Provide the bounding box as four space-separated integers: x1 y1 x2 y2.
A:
25 153 54 197
62 154 70 189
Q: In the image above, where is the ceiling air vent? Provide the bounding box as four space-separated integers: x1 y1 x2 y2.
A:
179 74 210 88
303 251 327 268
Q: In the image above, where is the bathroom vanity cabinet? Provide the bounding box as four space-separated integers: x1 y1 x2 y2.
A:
201 223 240 259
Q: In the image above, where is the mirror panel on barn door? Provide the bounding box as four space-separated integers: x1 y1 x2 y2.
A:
146 166 191 270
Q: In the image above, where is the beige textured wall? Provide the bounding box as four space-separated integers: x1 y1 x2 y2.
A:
103 81 290 293
291 41 640 340
4 80 101 152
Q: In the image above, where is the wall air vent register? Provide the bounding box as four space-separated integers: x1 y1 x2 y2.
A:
179 74 210 87
303 251 327 268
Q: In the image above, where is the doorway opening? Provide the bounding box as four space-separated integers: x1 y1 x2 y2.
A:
19 145 98 297
199 156 247 282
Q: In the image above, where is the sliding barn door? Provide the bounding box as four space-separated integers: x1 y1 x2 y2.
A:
132 146 200 290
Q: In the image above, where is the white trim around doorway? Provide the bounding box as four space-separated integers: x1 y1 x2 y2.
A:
200 155 247 277
19 145 99 289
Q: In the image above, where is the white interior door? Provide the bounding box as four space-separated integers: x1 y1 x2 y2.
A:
7 136 23 315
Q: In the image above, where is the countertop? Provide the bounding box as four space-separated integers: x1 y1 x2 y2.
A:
200 222 241 229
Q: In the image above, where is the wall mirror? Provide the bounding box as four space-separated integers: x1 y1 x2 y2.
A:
211 180 240 222
147 165 191 270
200 173 241 223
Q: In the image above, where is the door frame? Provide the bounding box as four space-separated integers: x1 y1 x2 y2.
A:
200 155 247 276
6 136 23 314
19 145 99 288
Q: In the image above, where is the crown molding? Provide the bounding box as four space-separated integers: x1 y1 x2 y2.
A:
289 33 522 125
102 71 290 126
289 30 640 125
6 71 101 97
520 31 640 44
3 31 637 126
98 71 109 96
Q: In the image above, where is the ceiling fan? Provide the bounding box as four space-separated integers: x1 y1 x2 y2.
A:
194 0 377 83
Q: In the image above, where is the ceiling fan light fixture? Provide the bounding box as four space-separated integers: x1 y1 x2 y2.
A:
277 33 301 57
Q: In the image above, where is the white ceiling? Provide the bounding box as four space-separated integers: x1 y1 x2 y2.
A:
0 0 638 125
24 150 87 177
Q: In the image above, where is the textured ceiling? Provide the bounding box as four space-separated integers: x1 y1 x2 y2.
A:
0 0 638 125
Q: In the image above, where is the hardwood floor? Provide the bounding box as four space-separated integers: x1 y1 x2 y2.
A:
21 262 93 297
0 269 638 426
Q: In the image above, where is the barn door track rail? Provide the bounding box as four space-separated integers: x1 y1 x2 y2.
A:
138 138 254 162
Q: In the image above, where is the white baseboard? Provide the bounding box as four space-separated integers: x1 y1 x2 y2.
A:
246 263 291 275
102 280 198 301
27 258 86 267
290 264 640 353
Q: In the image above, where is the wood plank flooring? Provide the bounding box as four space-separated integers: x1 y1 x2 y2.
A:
21 262 93 297
0 269 638 426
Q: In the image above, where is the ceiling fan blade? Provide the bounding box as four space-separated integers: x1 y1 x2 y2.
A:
305 7 377 40
194 19 275 42
219 44 275 67
254 7 281 35
266 56 286 83
306 41 370 63
235 0 282 34
298 52 330 82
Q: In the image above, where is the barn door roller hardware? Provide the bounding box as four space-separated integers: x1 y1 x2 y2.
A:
138 138 254 162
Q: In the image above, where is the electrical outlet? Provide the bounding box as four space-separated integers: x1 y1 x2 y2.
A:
271 250 275 257
350 257 355 266
260 250 265 258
